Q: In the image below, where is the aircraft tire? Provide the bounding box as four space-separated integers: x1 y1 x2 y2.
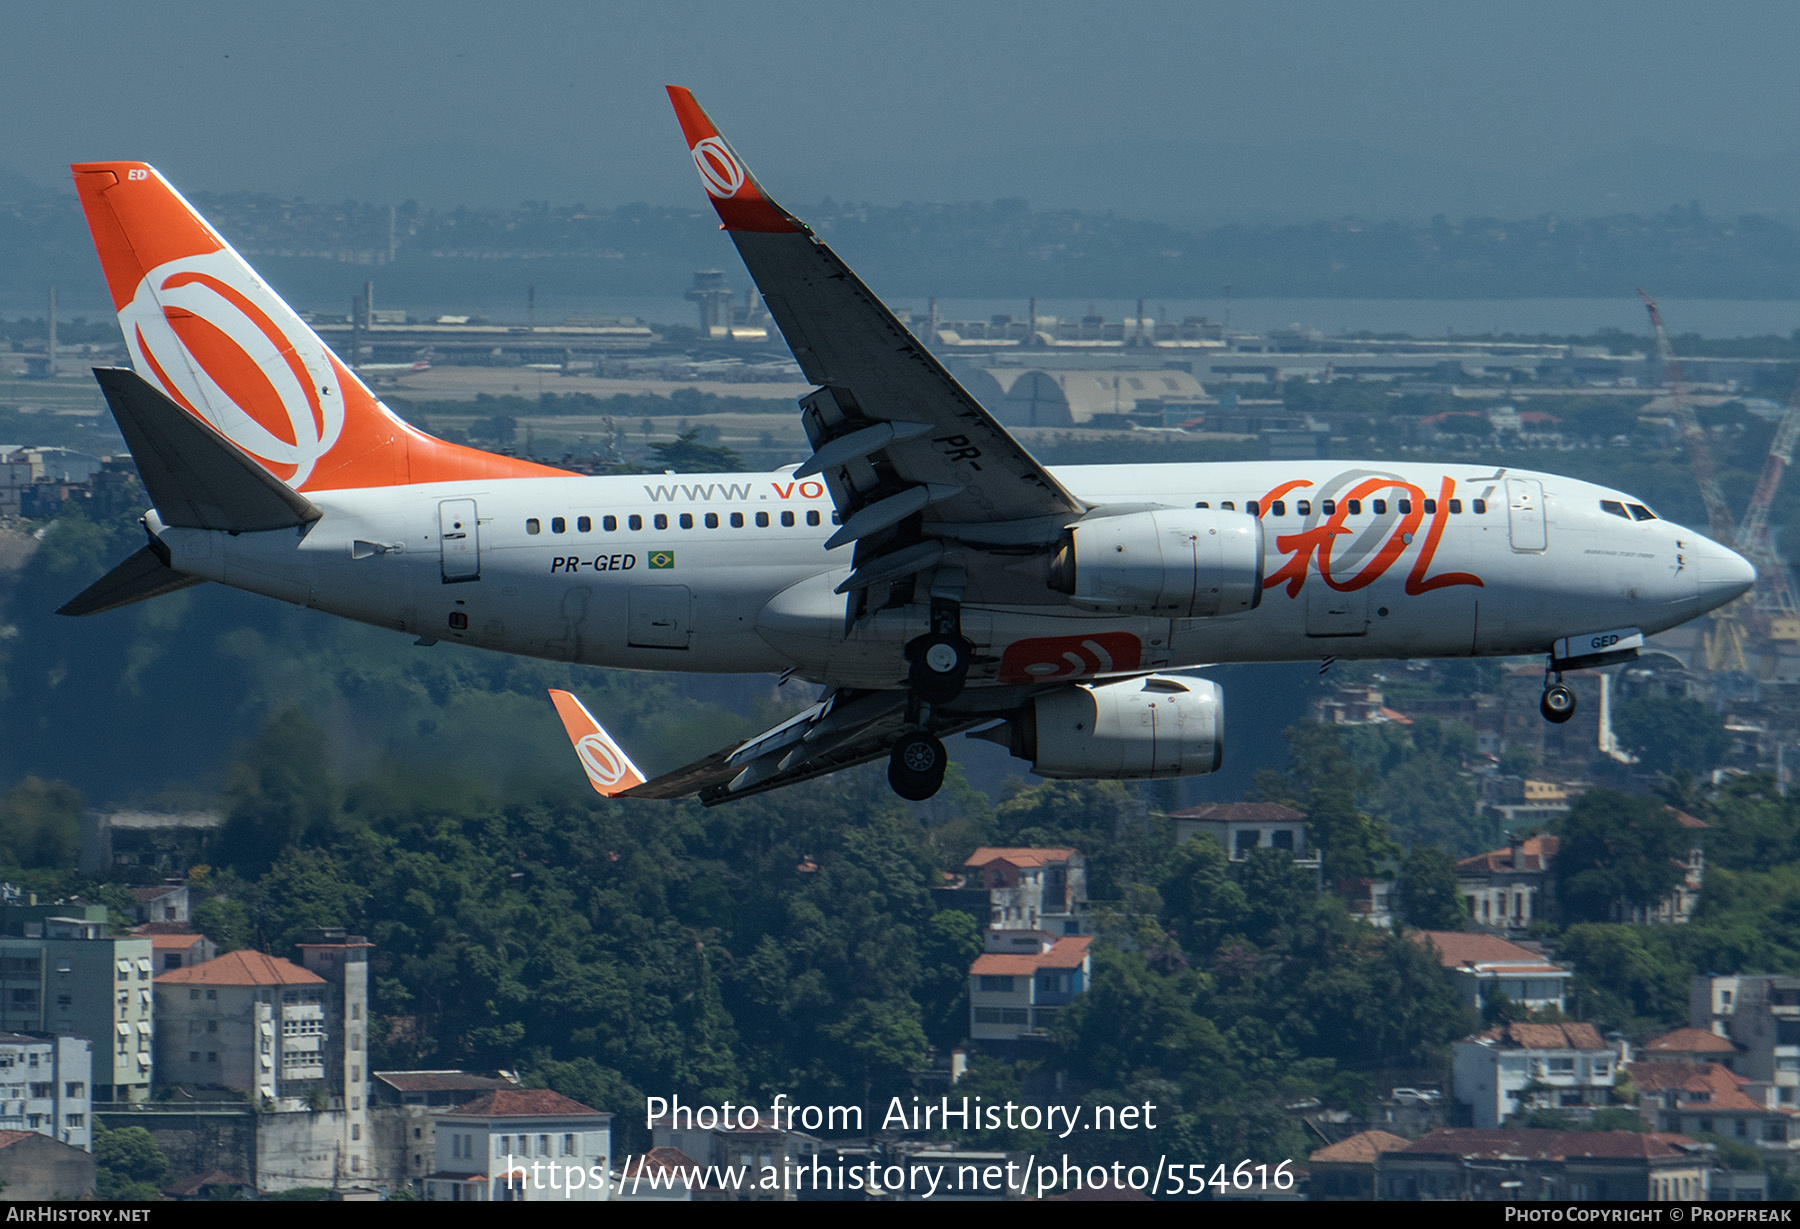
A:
1540 683 1577 724
888 731 948 800
907 633 971 703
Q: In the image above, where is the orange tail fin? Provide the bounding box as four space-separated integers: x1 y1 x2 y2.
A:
72 162 565 491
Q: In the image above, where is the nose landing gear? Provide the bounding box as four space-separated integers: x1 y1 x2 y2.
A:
1541 660 1577 725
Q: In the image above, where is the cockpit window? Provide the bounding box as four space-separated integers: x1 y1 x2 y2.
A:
1600 500 1631 519
1628 503 1657 522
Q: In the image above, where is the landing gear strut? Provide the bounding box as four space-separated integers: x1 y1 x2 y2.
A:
1540 663 1577 725
906 598 972 703
888 730 948 800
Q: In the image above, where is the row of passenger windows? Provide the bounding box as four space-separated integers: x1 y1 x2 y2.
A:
526 509 834 535
1599 499 1658 522
1197 497 1487 517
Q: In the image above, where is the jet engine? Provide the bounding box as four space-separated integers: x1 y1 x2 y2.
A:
1049 508 1263 618
999 675 1223 779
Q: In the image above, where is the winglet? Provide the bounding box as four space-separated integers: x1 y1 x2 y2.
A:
666 87 805 234
549 690 648 797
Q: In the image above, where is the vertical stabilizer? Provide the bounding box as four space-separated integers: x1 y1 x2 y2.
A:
71 162 565 491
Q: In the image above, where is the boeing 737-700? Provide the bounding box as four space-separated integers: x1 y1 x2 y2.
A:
58 88 1756 804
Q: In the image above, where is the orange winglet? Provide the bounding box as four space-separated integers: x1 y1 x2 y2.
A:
666 87 805 234
548 690 647 797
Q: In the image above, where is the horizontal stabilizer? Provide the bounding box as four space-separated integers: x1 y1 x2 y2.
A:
57 543 205 616
95 367 319 531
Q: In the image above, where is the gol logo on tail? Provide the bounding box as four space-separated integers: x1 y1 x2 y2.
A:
576 734 630 789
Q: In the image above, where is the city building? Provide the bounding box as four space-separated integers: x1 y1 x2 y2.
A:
1611 809 1706 925
1378 1129 1709 1201
962 848 1087 935
0 903 153 1102
0 1033 91 1150
1627 1060 1795 1146
372 1070 523 1185
146 931 216 974
649 1109 821 1203
425 1089 613 1202
969 933 1092 1043
1452 1022 1622 1128
1458 835 1558 933
614 1146 703 1201
1690 975 1800 1105
154 950 330 1104
1306 1130 1410 1201
1411 931 1572 1014
128 884 189 926
1639 1027 1738 1073
296 928 374 1179
0 1129 95 1200
1169 803 1322 881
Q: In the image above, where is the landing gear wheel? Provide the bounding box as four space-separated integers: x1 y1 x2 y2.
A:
888 731 948 801
907 632 971 703
1540 683 1577 724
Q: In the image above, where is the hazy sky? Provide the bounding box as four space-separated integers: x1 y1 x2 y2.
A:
7 2 1800 218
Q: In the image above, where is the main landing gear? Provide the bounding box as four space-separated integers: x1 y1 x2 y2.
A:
1540 665 1577 725
890 596 969 800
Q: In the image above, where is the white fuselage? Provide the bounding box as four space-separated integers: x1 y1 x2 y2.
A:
146 459 1751 691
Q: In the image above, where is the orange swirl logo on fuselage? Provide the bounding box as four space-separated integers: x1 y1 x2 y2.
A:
1258 471 1483 598
692 137 747 198
575 733 629 788
119 250 345 488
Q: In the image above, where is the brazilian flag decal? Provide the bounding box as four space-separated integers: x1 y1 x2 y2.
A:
648 550 676 570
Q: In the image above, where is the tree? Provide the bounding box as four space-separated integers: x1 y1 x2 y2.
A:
1612 696 1731 778
1555 791 1687 923
648 431 744 472
1395 844 1467 930
94 1122 168 1200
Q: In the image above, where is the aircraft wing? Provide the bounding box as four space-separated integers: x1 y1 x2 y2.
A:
551 688 986 805
667 88 1087 596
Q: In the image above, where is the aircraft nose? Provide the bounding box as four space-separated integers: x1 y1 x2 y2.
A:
1694 537 1756 610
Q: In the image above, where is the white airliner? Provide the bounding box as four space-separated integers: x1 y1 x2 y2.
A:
61 89 1755 804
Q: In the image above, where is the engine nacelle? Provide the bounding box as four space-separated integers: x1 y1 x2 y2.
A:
1012 675 1223 780
1049 508 1263 618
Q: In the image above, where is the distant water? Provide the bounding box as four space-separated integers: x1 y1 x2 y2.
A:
9 290 1800 340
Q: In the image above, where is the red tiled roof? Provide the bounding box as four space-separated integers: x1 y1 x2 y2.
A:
1168 803 1306 822
0 1130 34 1150
970 937 1092 976
155 950 324 987
163 1169 251 1197
1402 1128 1698 1161
619 1147 702 1179
1627 1062 1767 1112
1643 1028 1735 1054
448 1089 606 1118
1458 835 1560 875
148 933 205 951
1666 807 1708 830
1472 1022 1607 1051
1309 1130 1412 1164
963 847 1077 869
1411 931 1563 971
375 1071 520 1094
130 885 183 902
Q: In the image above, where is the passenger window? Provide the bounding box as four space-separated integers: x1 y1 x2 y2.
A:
1221 501 1235 511
731 512 745 528
1194 501 1210 509
628 515 642 531
1296 500 1310 516
1348 500 1361 515
679 514 693 529
1322 500 1335 515
1423 499 1436 514
603 516 616 532
705 512 719 529
654 514 668 530
1398 500 1411 515
781 511 795 527
577 516 591 533
1270 501 1285 516
1472 499 1487 514
1247 500 1260 515
1372 499 1386 515
831 511 841 525
756 512 770 527
551 517 565 534
1449 500 1463 514
807 511 821 526
526 518 540 535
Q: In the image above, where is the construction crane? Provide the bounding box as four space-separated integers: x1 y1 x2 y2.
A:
1641 290 1749 672
1736 373 1800 638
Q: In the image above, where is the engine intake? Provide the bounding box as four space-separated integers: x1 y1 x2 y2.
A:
1008 675 1223 779
1049 508 1263 617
